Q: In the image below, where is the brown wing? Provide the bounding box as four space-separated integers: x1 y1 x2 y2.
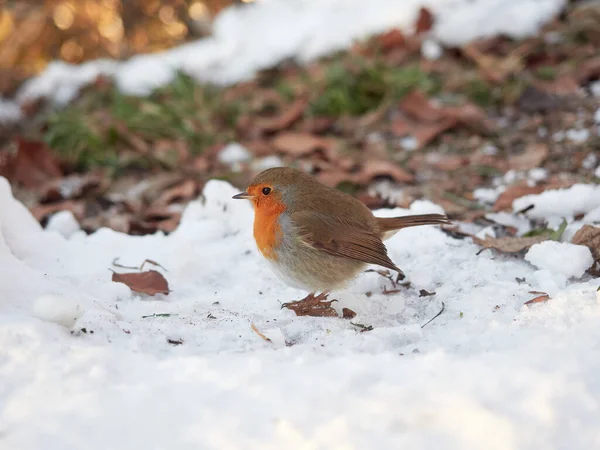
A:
292 211 401 272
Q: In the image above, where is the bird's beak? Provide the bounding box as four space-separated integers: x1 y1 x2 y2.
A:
232 191 254 200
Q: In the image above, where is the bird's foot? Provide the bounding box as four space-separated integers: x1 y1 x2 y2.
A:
281 292 338 317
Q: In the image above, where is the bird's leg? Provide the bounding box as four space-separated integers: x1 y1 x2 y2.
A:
281 292 338 317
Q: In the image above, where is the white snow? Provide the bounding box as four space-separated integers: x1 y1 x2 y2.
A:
251 155 284 171
565 128 590 143
0 0 566 121
525 241 593 279
513 184 600 222
421 39 443 60
473 186 505 204
217 142 251 165
45 210 81 238
1 175 600 448
528 168 548 182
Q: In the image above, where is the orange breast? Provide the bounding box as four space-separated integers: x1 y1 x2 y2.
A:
253 200 285 260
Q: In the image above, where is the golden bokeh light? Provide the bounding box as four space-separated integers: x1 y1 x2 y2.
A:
53 2 75 30
189 2 209 21
159 6 176 24
166 21 188 38
0 0 237 80
60 39 84 63
99 16 124 42
0 11 15 42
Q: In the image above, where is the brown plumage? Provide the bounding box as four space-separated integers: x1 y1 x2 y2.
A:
233 167 449 295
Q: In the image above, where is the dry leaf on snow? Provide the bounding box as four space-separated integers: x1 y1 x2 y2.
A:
282 293 338 317
524 293 550 306
493 184 546 211
571 225 600 261
111 270 170 295
473 235 548 253
342 308 357 319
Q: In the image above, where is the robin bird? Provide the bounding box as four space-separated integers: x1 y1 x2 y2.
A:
233 167 449 307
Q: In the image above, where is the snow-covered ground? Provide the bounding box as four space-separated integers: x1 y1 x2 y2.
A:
1 176 599 449
0 0 566 123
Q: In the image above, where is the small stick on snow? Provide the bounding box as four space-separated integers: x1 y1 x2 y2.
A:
421 302 446 329
251 323 272 343
112 257 168 272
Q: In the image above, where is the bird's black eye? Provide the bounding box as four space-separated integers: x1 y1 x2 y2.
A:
262 187 272 195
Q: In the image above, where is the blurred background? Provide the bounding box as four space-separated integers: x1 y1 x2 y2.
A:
0 0 243 96
0 0 598 237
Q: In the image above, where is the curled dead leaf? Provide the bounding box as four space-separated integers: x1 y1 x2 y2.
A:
571 225 600 261
358 160 415 184
342 308 357 319
111 270 170 296
524 293 550 306
282 293 338 317
254 96 308 132
473 235 548 253
493 185 546 211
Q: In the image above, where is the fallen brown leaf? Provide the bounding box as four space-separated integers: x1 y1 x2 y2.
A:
493 184 546 211
30 200 85 222
155 179 198 205
342 307 357 319
524 293 550 306
272 132 332 156
111 270 170 295
518 86 560 113
0 138 62 189
254 96 308 132
377 29 406 52
534 75 580 96
462 43 523 84
571 225 600 261
40 172 106 202
358 160 415 184
282 293 338 317
398 90 445 122
473 235 548 253
509 143 549 171
415 7 434 34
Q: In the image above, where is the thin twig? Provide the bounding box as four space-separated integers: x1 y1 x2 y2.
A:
251 323 272 343
421 302 445 329
112 257 168 272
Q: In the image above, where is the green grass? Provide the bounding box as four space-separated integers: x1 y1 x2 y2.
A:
43 72 245 171
310 59 440 116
